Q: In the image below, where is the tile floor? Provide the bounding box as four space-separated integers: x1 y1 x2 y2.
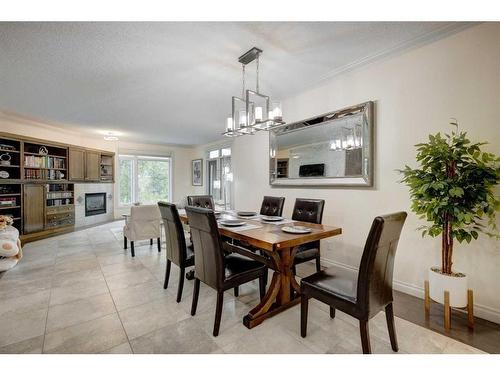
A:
0 221 485 354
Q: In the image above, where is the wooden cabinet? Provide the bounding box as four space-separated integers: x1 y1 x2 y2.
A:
23 184 45 234
68 148 85 181
85 150 100 181
69 148 101 181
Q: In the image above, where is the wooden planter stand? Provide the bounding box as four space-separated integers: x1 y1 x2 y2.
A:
424 280 474 330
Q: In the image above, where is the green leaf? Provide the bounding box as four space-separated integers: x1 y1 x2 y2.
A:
449 187 464 197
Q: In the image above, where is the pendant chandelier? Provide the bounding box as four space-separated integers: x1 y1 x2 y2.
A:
223 47 284 137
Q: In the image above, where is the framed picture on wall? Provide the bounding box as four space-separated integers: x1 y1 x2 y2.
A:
192 159 203 186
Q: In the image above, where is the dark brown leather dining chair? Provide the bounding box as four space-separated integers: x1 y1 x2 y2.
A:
185 206 267 337
292 198 325 273
260 196 285 216
158 202 195 302
300 211 407 354
187 195 215 209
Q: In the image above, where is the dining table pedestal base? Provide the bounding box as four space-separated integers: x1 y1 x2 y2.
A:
243 247 302 329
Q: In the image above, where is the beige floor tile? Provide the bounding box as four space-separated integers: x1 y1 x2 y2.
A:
130 319 221 354
101 261 145 277
105 268 157 291
49 278 109 306
0 277 52 300
0 335 44 354
43 313 128 354
46 293 116 333
101 341 133 354
0 308 47 348
110 280 170 311
97 253 135 266
53 257 100 275
118 298 190 339
51 267 104 288
0 290 50 316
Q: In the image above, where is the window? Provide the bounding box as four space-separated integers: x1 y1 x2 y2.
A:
119 158 133 205
119 155 171 206
207 146 233 210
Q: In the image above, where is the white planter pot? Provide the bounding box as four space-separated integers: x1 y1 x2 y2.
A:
428 267 468 308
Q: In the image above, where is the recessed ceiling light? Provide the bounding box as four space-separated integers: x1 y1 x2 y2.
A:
103 133 119 141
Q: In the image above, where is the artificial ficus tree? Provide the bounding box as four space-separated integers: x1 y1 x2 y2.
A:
399 121 500 275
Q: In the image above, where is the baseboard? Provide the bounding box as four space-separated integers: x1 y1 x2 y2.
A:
320 257 500 325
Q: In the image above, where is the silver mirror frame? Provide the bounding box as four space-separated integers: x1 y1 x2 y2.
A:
269 101 374 187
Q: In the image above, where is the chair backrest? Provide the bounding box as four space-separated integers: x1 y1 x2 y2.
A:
158 202 187 266
260 196 285 216
185 206 224 289
128 204 161 240
356 212 407 317
291 198 325 224
187 195 215 210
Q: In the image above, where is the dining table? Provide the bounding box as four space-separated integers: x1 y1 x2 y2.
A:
177 209 342 329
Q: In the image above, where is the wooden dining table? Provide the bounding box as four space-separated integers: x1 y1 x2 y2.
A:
178 210 342 329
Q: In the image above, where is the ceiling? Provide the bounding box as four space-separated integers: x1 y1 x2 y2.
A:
0 22 473 145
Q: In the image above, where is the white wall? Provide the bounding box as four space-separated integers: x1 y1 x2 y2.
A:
214 23 500 322
0 111 198 219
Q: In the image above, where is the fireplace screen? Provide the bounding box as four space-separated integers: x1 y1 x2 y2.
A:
85 193 107 216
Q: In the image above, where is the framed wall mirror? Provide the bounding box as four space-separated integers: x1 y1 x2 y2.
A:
269 101 374 187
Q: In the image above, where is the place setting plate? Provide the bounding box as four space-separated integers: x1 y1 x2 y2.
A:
281 225 313 234
236 211 258 218
260 215 284 222
219 219 246 227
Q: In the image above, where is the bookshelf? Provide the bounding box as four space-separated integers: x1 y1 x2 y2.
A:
0 131 114 241
100 153 114 182
45 183 75 229
0 184 22 233
23 142 68 181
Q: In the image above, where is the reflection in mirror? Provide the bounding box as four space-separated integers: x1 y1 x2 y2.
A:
269 101 373 187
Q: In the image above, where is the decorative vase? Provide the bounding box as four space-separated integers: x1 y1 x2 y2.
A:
428 267 468 308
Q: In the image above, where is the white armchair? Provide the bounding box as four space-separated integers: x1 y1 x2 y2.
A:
123 204 162 257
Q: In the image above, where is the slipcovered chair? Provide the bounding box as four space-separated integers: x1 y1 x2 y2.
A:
300 212 407 354
0 222 22 272
187 195 214 209
292 198 325 273
158 201 194 302
260 196 285 216
123 204 162 257
186 206 267 337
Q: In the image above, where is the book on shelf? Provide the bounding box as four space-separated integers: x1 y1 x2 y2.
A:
0 197 17 206
47 192 73 199
46 198 72 206
25 169 65 180
24 155 66 169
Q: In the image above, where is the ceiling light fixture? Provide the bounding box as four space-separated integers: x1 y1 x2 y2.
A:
223 47 285 137
103 132 119 141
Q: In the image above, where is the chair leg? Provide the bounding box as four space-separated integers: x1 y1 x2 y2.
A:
315 256 321 272
163 260 171 289
150 238 153 246
233 287 239 297
301 294 309 338
359 320 372 354
259 275 266 300
123 236 127 249
385 303 399 352
330 306 336 319
130 241 135 257
213 291 224 337
157 237 161 252
191 278 200 316
176 267 185 302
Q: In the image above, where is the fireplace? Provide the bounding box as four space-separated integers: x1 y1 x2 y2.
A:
85 193 107 216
